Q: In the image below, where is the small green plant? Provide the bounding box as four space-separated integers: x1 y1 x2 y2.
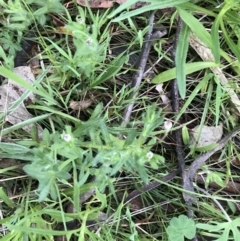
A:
196 218 240 241
166 215 196 241
0 0 65 30
0 0 65 68
44 6 109 82
1 104 165 202
0 30 21 56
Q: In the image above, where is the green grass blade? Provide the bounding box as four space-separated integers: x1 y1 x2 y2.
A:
110 0 190 21
211 2 232 64
175 23 190 99
151 62 218 84
91 55 128 87
1 113 51 136
214 76 222 126
175 73 213 122
0 187 16 208
177 7 212 48
27 105 81 123
179 2 216 17
6 224 73 235
221 21 240 62
0 66 57 104
191 79 213 154
44 37 70 59
211 20 221 64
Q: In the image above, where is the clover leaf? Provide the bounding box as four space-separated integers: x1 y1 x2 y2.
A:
167 215 196 241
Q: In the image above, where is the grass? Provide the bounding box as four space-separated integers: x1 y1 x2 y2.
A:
0 0 240 240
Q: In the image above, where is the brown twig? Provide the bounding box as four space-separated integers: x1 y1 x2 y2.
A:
121 11 167 126
183 126 240 207
171 18 185 176
124 169 180 204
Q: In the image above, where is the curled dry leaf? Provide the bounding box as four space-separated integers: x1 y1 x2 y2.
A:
190 123 223 148
76 0 145 8
69 100 92 110
155 83 172 111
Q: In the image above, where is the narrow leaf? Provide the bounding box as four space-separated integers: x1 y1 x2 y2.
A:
175 23 190 99
0 187 16 208
152 62 218 84
0 66 57 104
1 114 51 137
177 8 212 48
211 20 221 64
110 0 190 21
91 55 128 87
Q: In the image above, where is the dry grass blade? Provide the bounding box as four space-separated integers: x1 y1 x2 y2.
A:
189 32 240 114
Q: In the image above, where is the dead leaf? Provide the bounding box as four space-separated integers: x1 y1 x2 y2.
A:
0 85 43 137
0 66 43 137
77 0 113 8
190 123 223 148
69 100 92 110
155 83 172 111
8 66 35 102
231 157 240 167
76 0 145 9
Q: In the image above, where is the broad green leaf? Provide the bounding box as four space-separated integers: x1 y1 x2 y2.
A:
0 153 34 160
227 201 237 214
151 62 218 84
167 215 196 241
175 23 190 99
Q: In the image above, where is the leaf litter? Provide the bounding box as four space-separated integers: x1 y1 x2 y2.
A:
0 66 43 137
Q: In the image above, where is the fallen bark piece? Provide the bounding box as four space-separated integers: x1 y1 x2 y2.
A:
189 33 240 115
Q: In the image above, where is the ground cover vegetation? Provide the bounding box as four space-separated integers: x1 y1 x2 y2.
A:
0 0 240 240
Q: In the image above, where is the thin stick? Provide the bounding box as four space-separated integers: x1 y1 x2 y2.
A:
121 11 166 126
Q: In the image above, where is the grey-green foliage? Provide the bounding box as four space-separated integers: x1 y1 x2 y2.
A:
20 103 165 202
0 0 65 66
0 0 65 30
47 7 109 80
